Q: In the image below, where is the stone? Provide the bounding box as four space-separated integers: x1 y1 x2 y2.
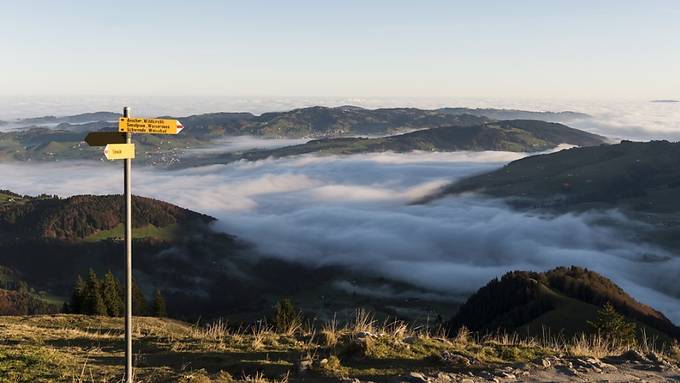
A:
296 358 313 372
439 350 471 366
406 372 428 383
619 350 652 363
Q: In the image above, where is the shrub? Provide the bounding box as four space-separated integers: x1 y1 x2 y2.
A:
272 298 302 335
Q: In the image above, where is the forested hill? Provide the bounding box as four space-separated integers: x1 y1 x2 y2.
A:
0 191 213 240
178 119 606 168
449 266 680 340
0 106 597 164
437 140 680 213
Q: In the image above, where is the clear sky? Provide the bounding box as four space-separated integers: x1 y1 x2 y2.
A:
1 1 679 99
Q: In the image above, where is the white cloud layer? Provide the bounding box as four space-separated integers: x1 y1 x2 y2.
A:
2 147 680 323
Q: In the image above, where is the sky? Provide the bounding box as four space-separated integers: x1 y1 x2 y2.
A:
1 1 679 100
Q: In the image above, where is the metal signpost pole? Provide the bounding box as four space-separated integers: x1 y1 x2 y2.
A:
85 109 183 381
123 106 133 383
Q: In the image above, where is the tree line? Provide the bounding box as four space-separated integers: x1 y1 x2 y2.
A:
64 269 166 318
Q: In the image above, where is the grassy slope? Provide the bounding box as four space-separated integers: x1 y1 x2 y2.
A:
83 223 178 242
0 314 551 382
521 284 676 345
1 314 677 383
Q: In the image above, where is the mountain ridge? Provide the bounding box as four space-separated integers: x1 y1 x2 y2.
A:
177 119 607 168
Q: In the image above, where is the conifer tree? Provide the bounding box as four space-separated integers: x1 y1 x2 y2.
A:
588 302 637 345
151 288 167 318
70 275 86 314
83 269 107 315
100 271 123 317
131 278 148 316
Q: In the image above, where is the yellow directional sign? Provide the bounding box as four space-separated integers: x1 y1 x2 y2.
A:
104 143 135 160
118 117 184 134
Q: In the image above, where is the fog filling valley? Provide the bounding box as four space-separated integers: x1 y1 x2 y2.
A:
3 146 680 323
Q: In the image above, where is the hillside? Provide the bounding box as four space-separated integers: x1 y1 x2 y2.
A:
179 119 606 168
449 266 680 340
0 106 597 165
438 140 680 213
0 193 214 240
0 192 456 324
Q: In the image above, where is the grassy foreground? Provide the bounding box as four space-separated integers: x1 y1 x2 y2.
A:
0 313 678 382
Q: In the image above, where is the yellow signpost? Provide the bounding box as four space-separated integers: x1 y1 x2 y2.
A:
118 117 184 134
84 108 184 383
104 143 135 160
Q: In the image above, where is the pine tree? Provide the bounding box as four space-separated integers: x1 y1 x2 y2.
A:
83 269 107 316
100 271 124 317
588 302 637 345
151 288 167 318
70 275 86 314
131 278 148 316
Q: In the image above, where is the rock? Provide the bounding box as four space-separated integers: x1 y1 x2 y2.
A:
405 372 428 383
356 331 376 339
619 349 652 363
403 335 419 344
538 358 551 368
439 350 471 366
461 379 474 383
296 358 313 372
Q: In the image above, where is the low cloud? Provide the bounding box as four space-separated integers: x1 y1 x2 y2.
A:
2 146 680 323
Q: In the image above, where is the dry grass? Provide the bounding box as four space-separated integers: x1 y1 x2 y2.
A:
0 312 677 382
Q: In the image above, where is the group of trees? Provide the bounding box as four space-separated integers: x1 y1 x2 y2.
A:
1 193 213 240
65 270 166 318
0 281 58 315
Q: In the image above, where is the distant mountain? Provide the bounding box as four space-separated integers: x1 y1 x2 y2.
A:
650 99 679 103
15 111 120 125
245 106 492 138
437 107 590 121
179 119 607 168
1 106 598 165
11 106 591 139
449 266 680 340
438 140 680 214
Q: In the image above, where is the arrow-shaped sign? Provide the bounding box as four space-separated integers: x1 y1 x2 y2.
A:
85 131 127 146
118 118 184 134
104 143 135 160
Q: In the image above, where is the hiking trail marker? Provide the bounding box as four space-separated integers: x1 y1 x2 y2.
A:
84 107 184 383
104 143 135 160
118 117 183 134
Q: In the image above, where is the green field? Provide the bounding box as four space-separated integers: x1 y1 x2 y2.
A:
84 223 178 242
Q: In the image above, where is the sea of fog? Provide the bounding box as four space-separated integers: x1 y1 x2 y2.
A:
2 146 680 323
